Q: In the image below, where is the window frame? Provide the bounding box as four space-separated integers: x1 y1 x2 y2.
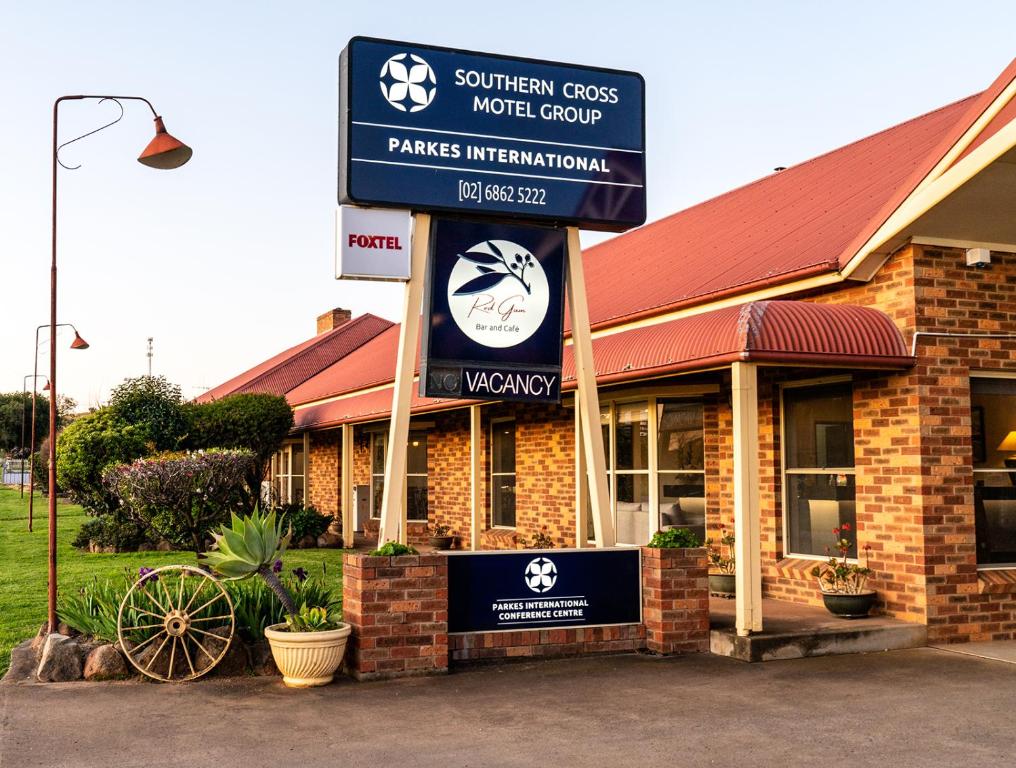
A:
779 375 857 562
490 418 517 529
369 429 429 521
271 436 307 506
971 371 1016 571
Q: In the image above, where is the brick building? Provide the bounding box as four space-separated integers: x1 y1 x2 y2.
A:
202 60 1016 644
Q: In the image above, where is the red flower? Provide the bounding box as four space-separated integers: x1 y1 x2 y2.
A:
841 522 851 532
832 527 840 536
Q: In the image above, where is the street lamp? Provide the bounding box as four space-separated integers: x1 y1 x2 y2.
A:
20 374 48 498
28 323 88 532
48 95 191 632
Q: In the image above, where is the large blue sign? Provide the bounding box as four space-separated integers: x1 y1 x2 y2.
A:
339 37 646 232
421 218 565 404
447 548 642 633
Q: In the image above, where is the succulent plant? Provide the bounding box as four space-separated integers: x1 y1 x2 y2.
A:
201 508 298 616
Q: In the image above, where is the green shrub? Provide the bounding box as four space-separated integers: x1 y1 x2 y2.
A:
227 567 339 642
184 393 294 505
108 375 188 451
57 409 151 515
648 527 701 549
58 572 130 642
104 449 255 554
70 516 153 551
278 503 331 541
370 541 418 556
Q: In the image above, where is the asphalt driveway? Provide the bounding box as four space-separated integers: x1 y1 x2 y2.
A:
1 648 1012 768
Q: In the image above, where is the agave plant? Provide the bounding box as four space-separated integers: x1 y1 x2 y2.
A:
200 508 298 616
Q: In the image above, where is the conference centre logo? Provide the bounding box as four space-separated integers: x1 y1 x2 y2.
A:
524 557 558 593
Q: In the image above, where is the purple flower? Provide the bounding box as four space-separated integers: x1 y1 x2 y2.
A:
292 567 308 583
272 559 283 574
138 566 158 584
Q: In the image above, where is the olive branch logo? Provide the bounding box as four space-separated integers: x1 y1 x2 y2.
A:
452 240 534 296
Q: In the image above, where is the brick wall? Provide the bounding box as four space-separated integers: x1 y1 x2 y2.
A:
642 547 710 654
307 431 339 518
342 552 449 680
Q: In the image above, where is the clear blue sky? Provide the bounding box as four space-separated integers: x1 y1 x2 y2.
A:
2 0 1015 409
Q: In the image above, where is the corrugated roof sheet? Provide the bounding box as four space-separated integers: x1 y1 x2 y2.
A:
289 301 910 427
197 314 393 402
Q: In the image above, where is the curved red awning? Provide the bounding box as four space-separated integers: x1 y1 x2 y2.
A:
292 300 912 430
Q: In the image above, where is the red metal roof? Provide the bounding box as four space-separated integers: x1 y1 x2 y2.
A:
577 93 980 330
197 314 393 402
289 301 910 428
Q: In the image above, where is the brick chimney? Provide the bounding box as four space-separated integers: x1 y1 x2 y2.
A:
317 307 352 335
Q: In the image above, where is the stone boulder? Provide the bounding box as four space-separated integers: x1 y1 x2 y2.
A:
37 633 83 682
2 640 39 685
83 644 130 681
248 640 279 677
317 531 343 548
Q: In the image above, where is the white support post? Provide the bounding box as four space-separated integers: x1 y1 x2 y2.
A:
574 390 589 548
732 361 763 636
470 405 482 551
565 227 614 548
378 212 431 545
341 423 354 549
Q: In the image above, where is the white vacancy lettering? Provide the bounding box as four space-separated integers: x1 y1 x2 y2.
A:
465 371 557 398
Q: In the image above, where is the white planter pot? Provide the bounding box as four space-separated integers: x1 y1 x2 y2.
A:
264 622 351 688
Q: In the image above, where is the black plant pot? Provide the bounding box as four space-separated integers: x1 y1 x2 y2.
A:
821 590 877 619
709 573 736 598
429 535 454 550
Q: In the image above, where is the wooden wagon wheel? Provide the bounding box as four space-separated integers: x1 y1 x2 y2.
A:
117 564 235 683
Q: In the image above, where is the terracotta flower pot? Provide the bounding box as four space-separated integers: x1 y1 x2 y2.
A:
264 622 351 688
429 535 454 550
821 590 877 619
709 573 736 597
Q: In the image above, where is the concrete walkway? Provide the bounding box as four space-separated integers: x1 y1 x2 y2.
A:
2 649 1014 768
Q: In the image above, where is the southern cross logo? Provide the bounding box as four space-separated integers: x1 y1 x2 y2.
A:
446 240 550 348
524 557 558 593
379 53 437 112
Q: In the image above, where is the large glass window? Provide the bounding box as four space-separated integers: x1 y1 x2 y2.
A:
657 401 706 543
972 377 1016 566
491 421 516 527
271 442 305 505
370 431 428 521
613 402 649 545
783 383 856 558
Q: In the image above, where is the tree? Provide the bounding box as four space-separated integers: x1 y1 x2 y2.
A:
104 449 256 554
0 392 54 455
108 375 187 451
185 393 294 506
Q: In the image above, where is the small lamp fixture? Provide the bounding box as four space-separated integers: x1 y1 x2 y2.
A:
70 332 90 350
43 382 51 391
999 431 1016 468
137 116 193 170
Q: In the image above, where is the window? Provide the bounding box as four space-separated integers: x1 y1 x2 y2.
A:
370 431 429 521
586 398 706 546
783 382 856 558
491 421 516 528
972 377 1016 566
271 441 305 506
657 401 705 543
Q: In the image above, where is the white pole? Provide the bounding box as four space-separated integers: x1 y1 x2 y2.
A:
341 423 354 548
378 212 431 545
565 227 614 548
470 404 482 551
732 361 763 635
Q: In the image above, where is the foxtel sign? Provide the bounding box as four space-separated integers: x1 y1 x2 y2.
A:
420 218 565 404
335 205 413 281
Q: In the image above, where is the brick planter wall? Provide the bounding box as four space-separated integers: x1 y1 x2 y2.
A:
450 625 646 663
342 553 449 681
641 547 710 655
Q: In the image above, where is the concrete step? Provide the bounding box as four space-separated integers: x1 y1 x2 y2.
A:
711 622 927 662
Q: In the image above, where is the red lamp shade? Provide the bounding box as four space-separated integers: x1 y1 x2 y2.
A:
70 332 89 350
138 116 192 170
43 382 51 391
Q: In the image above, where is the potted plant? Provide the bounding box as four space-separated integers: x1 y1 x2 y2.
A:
810 523 876 618
201 509 350 688
428 523 455 550
706 528 736 598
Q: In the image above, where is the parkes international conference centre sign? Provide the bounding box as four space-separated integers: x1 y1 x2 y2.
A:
338 37 646 232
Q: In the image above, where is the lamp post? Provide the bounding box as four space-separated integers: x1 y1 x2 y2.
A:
28 324 86 532
48 95 192 633
20 374 48 497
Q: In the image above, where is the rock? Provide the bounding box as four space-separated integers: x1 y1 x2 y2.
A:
156 539 173 552
248 640 279 677
326 519 342 535
83 644 129 681
2 640 39 685
36 633 83 682
196 626 248 677
299 534 317 549
317 531 343 548
30 623 48 654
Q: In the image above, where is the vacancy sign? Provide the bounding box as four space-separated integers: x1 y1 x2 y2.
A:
335 205 413 281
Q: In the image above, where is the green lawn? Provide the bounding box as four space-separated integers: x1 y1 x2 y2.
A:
0 487 346 676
